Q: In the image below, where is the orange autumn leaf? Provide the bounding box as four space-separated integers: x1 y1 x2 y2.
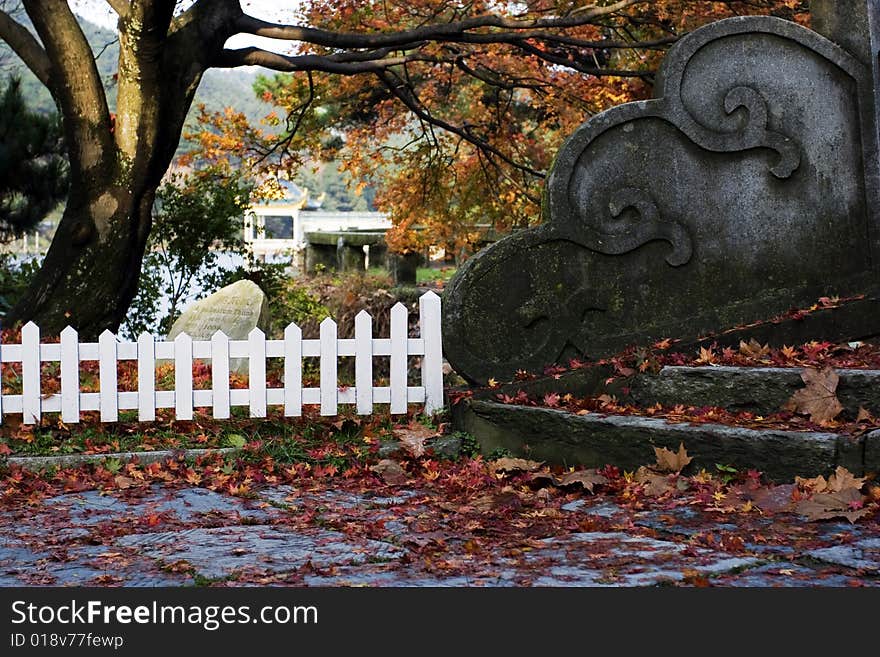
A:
654 443 693 473
783 367 844 424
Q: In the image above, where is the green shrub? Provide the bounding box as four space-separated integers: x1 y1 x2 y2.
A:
268 280 331 337
123 169 289 338
0 254 41 319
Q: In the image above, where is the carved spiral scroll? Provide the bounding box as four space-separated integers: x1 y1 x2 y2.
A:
718 86 800 178
563 188 693 267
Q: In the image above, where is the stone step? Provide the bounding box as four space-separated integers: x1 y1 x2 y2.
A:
629 366 880 416
453 399 879 480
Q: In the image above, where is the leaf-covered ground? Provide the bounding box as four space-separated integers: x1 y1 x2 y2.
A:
484 335 880 434
1 414 878 587
2 297 879 586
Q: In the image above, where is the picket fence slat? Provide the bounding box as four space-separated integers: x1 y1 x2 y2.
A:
21 322 40 424
212 331 231 420
419 292 444 414
174 333 193 421
284 323 302 417
390 303 408 414
138 333 156 422
320 318 337 416
0 293 444 425
249 328 267 418
99 330 118 423
355 310 373 415
60 326 80 423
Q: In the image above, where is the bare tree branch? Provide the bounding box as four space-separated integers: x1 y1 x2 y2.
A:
0 7 51 88
512 38 652 79
252 71 317 165
453 57 550 92
476 32 679 50
375 69 546 179
215 47 436 74
234 0 647 49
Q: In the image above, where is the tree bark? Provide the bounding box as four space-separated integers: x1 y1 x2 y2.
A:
9 182 154 339
2 0 237 338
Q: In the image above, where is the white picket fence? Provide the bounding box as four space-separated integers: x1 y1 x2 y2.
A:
0 292 444 425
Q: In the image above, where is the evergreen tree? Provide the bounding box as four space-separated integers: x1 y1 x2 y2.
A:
0 76 67 241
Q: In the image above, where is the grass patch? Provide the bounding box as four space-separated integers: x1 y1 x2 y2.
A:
416 266 456 284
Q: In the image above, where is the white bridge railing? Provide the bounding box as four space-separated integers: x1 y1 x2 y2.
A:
0 292 443 425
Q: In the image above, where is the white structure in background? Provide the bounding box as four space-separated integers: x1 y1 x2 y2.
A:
243 180 390 257
0 230 45 256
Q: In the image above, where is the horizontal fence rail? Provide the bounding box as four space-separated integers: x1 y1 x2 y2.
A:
0 292 444 425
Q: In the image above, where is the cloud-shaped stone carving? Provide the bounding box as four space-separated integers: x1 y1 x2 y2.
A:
443 17 878 384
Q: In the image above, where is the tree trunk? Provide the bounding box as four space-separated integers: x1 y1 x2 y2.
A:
6 177 155 339
2 1 230 339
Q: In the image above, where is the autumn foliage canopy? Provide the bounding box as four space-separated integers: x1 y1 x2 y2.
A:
187 1 808 253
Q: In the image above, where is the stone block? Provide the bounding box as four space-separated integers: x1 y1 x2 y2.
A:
167 279 270 373
443 17 880 384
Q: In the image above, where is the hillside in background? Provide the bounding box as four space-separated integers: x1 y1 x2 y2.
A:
0 15 375 214
0 16 273 141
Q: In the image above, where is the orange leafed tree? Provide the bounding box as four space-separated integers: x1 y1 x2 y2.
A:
187 0 808 255
0 1 808 336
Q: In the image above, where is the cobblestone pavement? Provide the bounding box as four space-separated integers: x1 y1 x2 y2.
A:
1 483 877 587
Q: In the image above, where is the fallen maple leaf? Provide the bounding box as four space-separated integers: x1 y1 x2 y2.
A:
543 392 561 408
695 346 716 365
528 470 560 486
113 475 137 489
796 473 828 493
739 339 770 359
634 466 674 496
783 367 843 424
794 488 872 523
654 443 693 473
469 493 497 512
392 422 436 458
489 457 544 475
369 459 409 485
856 407 875 423
796 466 866 494
556 469 608 493
825 466 867 493
722 483 796 514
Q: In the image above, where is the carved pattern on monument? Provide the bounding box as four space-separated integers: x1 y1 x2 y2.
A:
443 17 878 384
566 187 693 267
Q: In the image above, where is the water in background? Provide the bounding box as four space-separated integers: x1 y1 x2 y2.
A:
3 250 293 330
155 250 294 317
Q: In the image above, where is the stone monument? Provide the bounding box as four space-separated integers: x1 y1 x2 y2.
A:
443 6 880 384
167 279 270 372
